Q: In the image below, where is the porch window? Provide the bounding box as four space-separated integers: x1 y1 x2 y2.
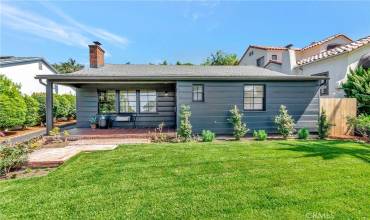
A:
98 90 116 113
244 85 265 111
119 90 137 112
140 90 156 113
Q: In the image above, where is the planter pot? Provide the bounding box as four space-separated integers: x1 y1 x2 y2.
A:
90 124 97 129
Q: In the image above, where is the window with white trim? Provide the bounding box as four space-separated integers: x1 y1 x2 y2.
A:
192 84 204 102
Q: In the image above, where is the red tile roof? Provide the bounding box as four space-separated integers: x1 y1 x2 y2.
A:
297 36 370 65
300 34 352 51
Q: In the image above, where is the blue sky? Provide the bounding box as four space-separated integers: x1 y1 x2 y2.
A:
1 1 369 66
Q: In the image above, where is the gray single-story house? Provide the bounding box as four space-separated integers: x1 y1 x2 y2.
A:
36 42 327 135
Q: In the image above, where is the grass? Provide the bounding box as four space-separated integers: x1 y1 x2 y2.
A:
0 140 369 219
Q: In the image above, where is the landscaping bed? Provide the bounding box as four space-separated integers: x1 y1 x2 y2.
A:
0 140 369 219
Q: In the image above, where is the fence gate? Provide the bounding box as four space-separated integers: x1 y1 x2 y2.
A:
320 98 357 136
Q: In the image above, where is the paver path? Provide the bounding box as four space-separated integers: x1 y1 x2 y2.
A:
28 138 150 167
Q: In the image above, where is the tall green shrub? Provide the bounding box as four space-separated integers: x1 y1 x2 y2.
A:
228 105 248 140
23 95 39 127
178 105 192 142
0 75 26 130
274 105 295 139
63 94 76 119
55 95 71 119
31 93 46 124
347 114 370 141
341 67 370 114
318 108 332 139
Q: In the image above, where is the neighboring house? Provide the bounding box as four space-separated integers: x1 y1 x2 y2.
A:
239 34 370 97
36 42 326 135
0 56 74 95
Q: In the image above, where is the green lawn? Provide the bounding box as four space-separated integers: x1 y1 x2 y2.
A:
0 140 369 219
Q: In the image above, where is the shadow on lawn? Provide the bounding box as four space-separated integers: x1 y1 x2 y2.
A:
278 141 370 163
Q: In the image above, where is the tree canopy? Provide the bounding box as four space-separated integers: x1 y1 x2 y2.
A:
52 58 84 74
202 50 239 65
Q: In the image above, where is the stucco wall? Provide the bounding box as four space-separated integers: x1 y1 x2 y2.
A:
296 44 370 97
0 62 74 95
239 48 283 67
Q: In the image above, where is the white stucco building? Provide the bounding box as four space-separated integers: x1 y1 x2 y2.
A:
239 34 370 97
0 56 74 95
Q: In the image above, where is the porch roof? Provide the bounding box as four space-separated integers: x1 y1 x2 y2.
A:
35 64 327 83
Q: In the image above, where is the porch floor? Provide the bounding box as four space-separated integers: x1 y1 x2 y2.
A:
67 128 176 140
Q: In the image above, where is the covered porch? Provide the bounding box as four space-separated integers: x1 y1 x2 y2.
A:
42 79 177 135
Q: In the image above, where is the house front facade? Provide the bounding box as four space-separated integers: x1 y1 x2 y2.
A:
36 42 326 135
239 34 370 97
0 56 75 95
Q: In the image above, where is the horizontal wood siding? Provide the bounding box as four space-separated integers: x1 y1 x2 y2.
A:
176 81 320 134
76 84 176 128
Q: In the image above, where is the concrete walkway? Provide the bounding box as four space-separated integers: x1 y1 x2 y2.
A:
28 138 150 168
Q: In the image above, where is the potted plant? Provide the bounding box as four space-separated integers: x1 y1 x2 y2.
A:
89 116 97 129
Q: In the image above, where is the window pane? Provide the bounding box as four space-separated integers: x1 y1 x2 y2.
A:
140 90 156 112
98 90 116 113
119 90 136 113
243 85 265 111
192 85 204 101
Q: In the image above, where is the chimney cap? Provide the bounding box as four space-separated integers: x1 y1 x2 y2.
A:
285 44 293 49
93 41 102 46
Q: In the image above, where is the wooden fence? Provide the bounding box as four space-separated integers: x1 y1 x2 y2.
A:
320 98 357 136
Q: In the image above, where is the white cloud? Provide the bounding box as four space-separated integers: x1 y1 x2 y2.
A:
0 2 129 50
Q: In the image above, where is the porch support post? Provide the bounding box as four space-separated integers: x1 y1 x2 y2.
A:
46 80 54 135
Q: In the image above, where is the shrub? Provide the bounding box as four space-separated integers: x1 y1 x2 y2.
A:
0 144 28 176
341 67 370 114
152 122 171 143
0 75 27 130
54 95 70 119
318 108 332 139
347 114 370 141
228 105 248 140
63 94 76 119
253 130 267 141
31 93 46 124
297 128 310 140
201 130 215 142
177 105 192 142
274 105 295 139
23 95 40 127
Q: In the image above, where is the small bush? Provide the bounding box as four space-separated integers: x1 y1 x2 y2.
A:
274 105 295 139
347 114 370 141
152 122 171 143
318 108 332 139
201 130 215 142
253 130 267 141
0 144 28 176
228 105 248 140
297 128 310 139
177 105 192 142
54 95 71 119
23 95 40 127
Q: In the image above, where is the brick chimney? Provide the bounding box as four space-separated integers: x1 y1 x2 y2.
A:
89 41 105 68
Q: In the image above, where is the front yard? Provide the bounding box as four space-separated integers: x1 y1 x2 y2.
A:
0 140 369 219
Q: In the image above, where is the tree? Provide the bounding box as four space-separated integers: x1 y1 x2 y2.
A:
341 67 370 114
159 60 168 65
0 75 27 131
52 58 84 74
228 105 248 140
203 50 239 65
274 105 295 139
23 95 39 127
318 108 332 139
